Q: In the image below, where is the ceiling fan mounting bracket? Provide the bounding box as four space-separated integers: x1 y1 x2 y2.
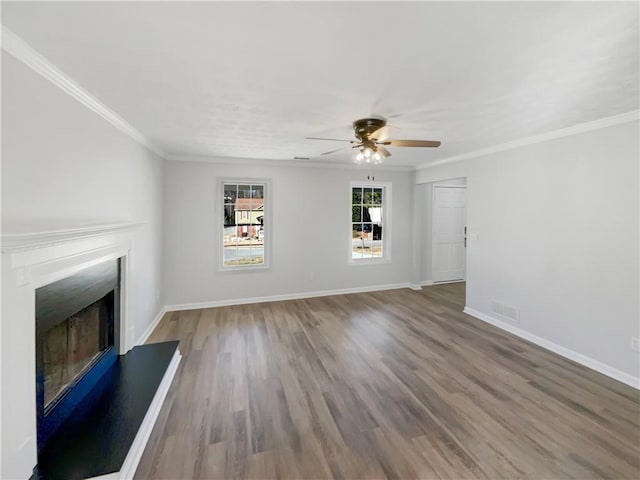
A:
352 117 387 142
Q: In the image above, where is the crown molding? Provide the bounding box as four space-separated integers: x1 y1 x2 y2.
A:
1 26 166 159
166 153 416 172
418 110 640 170
4 24 635 170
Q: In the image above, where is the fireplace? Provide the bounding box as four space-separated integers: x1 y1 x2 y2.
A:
35 259 120 453
2 223 183 479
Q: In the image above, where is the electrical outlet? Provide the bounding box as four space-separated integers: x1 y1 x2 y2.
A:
631 337 640 352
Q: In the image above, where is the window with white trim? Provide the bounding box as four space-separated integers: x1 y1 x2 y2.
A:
222 181 268 269
351 182 390 261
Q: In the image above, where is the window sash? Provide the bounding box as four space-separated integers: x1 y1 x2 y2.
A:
221 180 268 270
350 182 389 262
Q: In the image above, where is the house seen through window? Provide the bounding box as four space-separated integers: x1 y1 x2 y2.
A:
223 183 266 267
351 184 387 260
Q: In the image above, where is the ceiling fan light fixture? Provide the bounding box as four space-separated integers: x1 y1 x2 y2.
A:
308 116 441 163
354 145 384 165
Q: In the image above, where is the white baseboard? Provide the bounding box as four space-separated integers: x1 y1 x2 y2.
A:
433 279 466 285
408 283 423 291
463 307 640 390
164 282 412 312
421 280 434 286
135 307 168 346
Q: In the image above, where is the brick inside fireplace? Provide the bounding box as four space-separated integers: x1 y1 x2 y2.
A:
43 295 113 408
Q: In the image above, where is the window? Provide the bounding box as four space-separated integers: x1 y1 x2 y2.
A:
351 182 390 261
222 181 268 269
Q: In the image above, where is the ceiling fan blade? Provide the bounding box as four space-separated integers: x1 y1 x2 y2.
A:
385 139 441 148
306 137 354 143
320 146 353 156
370 125 391 142
377 145 391 158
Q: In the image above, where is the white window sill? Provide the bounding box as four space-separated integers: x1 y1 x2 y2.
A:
348 257 392 266
218 264 270 273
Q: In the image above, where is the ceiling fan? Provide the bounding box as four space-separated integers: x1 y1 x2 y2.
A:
304 117 440 164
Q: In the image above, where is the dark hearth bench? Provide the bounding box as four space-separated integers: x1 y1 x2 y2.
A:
33 341 181 480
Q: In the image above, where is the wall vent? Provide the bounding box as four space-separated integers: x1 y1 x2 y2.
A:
491 300 520 322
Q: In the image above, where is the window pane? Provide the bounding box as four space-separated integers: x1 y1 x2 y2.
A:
257 225 265 244
352 187 363 205
250 185 264 210
362 237 374 258
237 184 251 199
372 223 382 257
224 186 237 205
353 223 373 259
223 224 239 266
352 206 362 223
362 206 372 222
363 188 374 205
247 239 265 266
223 225 237 245
251 185 264 200
223 245 236 266
352 224 363 259
373 188 383 206
373 224 383 241
223 205 235 227
368 206 382 223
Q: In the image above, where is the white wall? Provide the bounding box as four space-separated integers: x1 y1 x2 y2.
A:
416 120 640 382
1 54 165 346
163 160 415 305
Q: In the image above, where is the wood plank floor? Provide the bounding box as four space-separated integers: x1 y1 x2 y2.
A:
136 283 640 479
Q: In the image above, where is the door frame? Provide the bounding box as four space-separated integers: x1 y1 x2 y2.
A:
431 184 467 284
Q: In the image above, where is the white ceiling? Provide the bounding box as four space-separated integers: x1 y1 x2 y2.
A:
2 1 639 167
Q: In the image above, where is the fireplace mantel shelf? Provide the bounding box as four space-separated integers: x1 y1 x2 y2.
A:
1 222 144 252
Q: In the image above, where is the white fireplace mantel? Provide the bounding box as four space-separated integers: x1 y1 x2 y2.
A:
1 222 143 478
1 222 143 251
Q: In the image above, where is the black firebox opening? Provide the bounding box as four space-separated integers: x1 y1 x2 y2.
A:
35 259 120 454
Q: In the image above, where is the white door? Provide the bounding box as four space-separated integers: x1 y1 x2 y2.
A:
432 186 466 282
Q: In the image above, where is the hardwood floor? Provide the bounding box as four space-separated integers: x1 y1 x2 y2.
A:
136 283 640 479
